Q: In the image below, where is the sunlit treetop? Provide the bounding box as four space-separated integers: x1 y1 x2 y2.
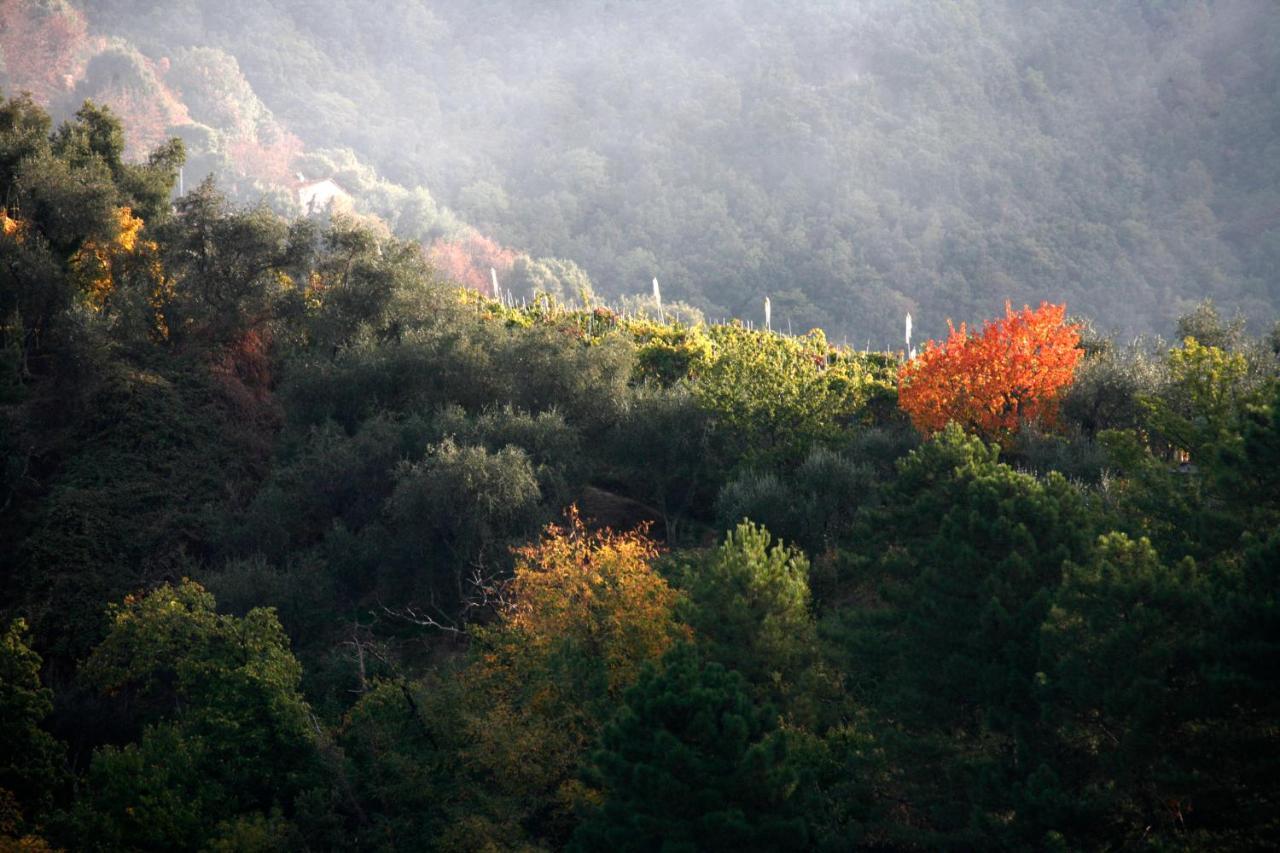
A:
898 301 1083 444
1 209 23 239
498 506 687 693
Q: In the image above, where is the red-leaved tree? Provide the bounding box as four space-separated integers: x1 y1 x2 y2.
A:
427 231 516 296
898 301 1083 443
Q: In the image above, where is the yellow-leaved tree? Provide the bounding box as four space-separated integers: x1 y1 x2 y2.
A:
72 206 147 308
0 209 23 239
447 508 688 850
70 206 173 337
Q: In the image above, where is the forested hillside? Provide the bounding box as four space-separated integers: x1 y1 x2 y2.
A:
2 94 1279 850
3 0 1278 340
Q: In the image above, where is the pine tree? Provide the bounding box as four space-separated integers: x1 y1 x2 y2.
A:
571 644 809 853
676 521 817 710
1039 533 1210 845
828 425 1095 846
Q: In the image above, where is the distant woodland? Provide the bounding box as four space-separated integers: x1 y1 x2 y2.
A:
4 0 1279 340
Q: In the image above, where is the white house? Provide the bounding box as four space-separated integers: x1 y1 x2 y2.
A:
297 177 353 215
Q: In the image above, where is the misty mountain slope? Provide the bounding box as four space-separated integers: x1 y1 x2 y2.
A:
76 0 1280 340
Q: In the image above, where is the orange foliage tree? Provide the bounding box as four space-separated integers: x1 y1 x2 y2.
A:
1 209 23 239
898 301 1083 443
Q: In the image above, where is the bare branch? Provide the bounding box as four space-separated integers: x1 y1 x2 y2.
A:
377 562 512 636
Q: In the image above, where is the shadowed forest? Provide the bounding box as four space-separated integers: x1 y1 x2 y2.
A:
2 2 1280 851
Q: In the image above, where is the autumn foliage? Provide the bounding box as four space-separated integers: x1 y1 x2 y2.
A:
226 132 304 186
67 207 176 340
452 509 687 844
499 507 685 692
898 301 1083 442
89 78 191 161
1 209 22 239
427 231 516 296
72 206 149 308
0 0 89 104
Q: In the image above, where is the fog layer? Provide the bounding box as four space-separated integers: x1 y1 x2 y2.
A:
62 0 1280 339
